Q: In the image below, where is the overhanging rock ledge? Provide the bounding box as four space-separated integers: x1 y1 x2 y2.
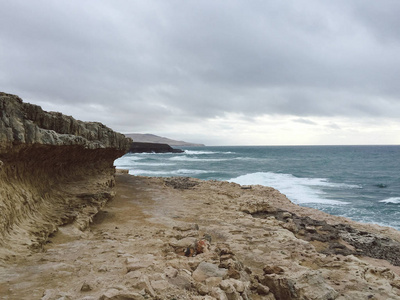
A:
0 92 131 260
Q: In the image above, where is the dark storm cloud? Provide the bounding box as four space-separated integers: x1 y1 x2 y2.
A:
1 0 400 131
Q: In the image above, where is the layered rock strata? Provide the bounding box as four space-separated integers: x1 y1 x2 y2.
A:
0 92 131 260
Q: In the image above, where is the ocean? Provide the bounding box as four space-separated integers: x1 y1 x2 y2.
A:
114 145 400 230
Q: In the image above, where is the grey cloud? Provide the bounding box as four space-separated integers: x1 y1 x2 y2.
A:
326 123 341 130
293 118 318 125
1 0 400 133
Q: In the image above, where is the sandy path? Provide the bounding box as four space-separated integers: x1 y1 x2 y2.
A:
0 175 170 299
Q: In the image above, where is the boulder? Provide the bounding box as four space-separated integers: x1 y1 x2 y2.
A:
192 262 228 282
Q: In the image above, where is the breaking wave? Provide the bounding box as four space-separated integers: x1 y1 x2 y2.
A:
229 172 351 205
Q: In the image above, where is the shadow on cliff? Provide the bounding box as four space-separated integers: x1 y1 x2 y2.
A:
0 92 131 261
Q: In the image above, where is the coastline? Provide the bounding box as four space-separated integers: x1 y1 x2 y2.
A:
2 173 400 299
116 145 400 231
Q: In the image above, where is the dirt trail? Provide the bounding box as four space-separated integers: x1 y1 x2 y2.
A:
0 175 168 299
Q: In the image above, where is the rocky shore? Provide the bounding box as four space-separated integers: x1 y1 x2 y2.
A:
1 174 400 299
1 93 400 299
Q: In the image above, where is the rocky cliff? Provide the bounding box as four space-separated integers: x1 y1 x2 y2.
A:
0 92 131 260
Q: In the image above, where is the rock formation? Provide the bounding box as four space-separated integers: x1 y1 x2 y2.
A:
0 92 131 260
128 142 184 153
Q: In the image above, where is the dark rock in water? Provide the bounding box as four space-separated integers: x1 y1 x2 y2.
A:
375 183 388 188
128 142 184 153
0 92 131 259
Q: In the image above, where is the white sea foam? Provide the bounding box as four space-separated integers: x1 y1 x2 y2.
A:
184 150 234 155
380 197 400 204
184 150 217 155
129 169 213 176
172 169 212 175
114 155 144 164
132 162 175 166
114 157 145 169
233 157 258 161
169 155 230 162
229 172 349 205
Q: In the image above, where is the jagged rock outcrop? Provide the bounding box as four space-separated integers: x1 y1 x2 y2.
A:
128 142 184 153
0 92 131 260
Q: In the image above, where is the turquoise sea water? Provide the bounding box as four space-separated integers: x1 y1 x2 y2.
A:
114 145 400 230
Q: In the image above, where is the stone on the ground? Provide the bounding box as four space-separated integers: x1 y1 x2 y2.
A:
192 262 228 282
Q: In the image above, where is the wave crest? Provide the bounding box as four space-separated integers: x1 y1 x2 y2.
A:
229 172 350 205
380 197 400 204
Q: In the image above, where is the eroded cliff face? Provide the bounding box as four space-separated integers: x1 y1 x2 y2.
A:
0 92 131 260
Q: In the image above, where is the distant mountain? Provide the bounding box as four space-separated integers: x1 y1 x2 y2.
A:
124 133 205 147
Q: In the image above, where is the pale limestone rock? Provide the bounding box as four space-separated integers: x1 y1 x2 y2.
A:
206 277 223 288
228 279 246 293
42 290 73 300
98 266 108 272
255 283 270 295
211 287 229 300
220 280 235 293
99 288 142 300
150 279 170 291
181 268 192 276
173 223 199 231
263 265 284 275
164 266 178 278
170 237 197 248
196 282 210 295
167 274 193 290
133 275 156 298
193 296 216 300
80 282 92 292
391 279 400 289
126 261 153 272
125 270 142 279
192 262 228 282
219 280 242 300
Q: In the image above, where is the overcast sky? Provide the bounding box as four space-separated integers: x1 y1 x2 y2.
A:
1 0 400 145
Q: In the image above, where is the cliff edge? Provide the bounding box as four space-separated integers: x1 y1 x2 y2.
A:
0 92 131 260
